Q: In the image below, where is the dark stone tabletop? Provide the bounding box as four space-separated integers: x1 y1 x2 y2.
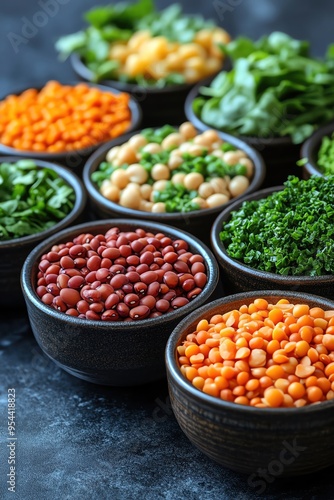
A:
1 1 334 499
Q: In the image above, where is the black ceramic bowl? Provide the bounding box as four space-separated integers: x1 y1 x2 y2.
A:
82 127 266 245
184 77 302 188
0 82 142 171
71 53 223 128
210 186 334 299
21 219 220 386
166 290 334 476
0 157 86 308
301 121 334 178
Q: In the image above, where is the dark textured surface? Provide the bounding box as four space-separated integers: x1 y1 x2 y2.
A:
2 0 334 498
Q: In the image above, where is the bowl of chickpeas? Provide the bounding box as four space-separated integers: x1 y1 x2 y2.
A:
21 218 220 386
166 289 334 476
83 122 266 245
0 80 142 171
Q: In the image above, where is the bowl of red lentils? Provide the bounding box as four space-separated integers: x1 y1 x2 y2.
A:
83 121 265 243
165 290 334 476
0 156 86 308
21 218 220 386
0 80 142 171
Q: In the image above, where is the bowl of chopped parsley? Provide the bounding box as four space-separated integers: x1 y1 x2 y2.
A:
0 157 86 307
301 121 334 178
211 175 334 299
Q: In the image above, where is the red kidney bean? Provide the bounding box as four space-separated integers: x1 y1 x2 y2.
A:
69 244 86 258
164 251 178 264
119 244 132 257
101 310 119 321
140 271 158 285
136 263 149 275
58 248 69 257
74 257 86 268
194 272 207 288
110 274 129 289
114 257 127 266
53 296 67 312
57 274 69 289
89 302 104 313
139 295 156 309
68 276 85 289
60 288 81 306
45 264 60 275
126 271 141 283
90 236 101 251
97 284 114 300
171 297 189 309
161 263 173 272
162 245 174 256
162 290 176 302
129 305 150 320
66 308 79 317
154 257 164 267
174 261 190 273
163 271 179 288
122 283 134 294
36 285 47 298
91 280 102 289
134 282 147 295
39 259 50 273
149 311 162 318
126 231 139 242
147 237 161 249
149 263 160 271
101 247 120 260
46 283 60 296
115 290 125 301
130 240 145 253
147 281 160 297
160 237 173 247
87 250 98 259
110 264 125 275
64 268 82 277
124 293 140 307
187 287 202 300
37 277 47 287
77 300 90 314
191 262 206 274
173 239 189 251
116 302 130 317
86 310 101 321
159 283 170 295
47 251 59 262
105 293 120 309
140 251 154 265
85 271 97 283
59 256 74 269
101 258 112 269
142 244 156 253
87 255 101 271
81 289 101 303
41 293 54 305
116 235 128 247
155 299 170 312
80 267 89 277
45 273 58 284
182 279 195 292
126 255 140 266
96 268 111 282
189 254 204 264
155 269 165 282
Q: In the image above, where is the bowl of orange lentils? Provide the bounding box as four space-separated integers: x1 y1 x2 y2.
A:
0 80 142 170
166 290 334 476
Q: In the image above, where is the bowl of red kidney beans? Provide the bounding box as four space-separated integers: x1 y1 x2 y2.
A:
21 219 220 386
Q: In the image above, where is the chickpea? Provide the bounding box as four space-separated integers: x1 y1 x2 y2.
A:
179 122 197 140
111 169 129 189
151 163 170 181
206 193 230 208
224 150 247 165
198 182 215 199
139 199 154 212
210 177 227 193
187 144 207 156
151 202 166 213
126 164 148 184
119 185 141 210
194 29 213 50
128 134 148 151
153 180 168 191
185 56 206 73
211 149 224 160
127 30 151 50
184 172 204 191
192 197 208 209
117 145 138 165
193 134 214 149
161 133 184 150
165 52 185 71
140 183 152 200
172 173 186 186
106 146 120 163
238 157 254 177
229 176 250 197
168 155 183 170
177 43 206 60
201 129 221 144
100 181 120 202
109 44 128 63
142 143 162 154
179 142 193 152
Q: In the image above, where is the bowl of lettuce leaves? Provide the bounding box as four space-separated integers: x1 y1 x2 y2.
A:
185 32 334 187
55 0 230 127
301 121 334 178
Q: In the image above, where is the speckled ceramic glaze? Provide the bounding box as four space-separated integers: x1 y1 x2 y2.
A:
82 128 265 246
0 82 142 171
210 186 334 299
0 157 86 308
21 219 221 386
166 290 334 476
184 77 302 188
301 121 334 178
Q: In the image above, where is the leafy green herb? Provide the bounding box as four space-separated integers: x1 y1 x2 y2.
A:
0 161 75 241
316 132 334 175
193 32 334 144
152 182 199 212
219 175 334 276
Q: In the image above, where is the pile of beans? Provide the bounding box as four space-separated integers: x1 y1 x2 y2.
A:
0 81 131 152
95 122 254 213
177 298 334 407
36 227 208 321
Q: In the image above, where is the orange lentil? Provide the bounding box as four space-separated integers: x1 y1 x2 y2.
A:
306 386 323 403
264 388 284 407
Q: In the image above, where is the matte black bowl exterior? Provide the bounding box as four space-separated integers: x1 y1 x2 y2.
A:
210 186 334 299
71 53 221 128
0 157 86 308
21 219 220 386
301 121 334 178
166 290 334 476
83 128 266 245
184 78 302 188
0 82 142 171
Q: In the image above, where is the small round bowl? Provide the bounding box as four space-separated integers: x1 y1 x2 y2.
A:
21 219 220 386
0 82 142 171
210 186 334 299
166 290 334 476
301 121 334 178
82 127 266 244
184 77 302 187
0 157 86 308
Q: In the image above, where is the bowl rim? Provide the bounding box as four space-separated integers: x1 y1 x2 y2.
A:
210 184 334 283
21 218 220 328
165 289 334 415
0 80 142 161
300 121 334 177
184 75 294 147
70 52 222 95
82 125 266 222
0 156 86 248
